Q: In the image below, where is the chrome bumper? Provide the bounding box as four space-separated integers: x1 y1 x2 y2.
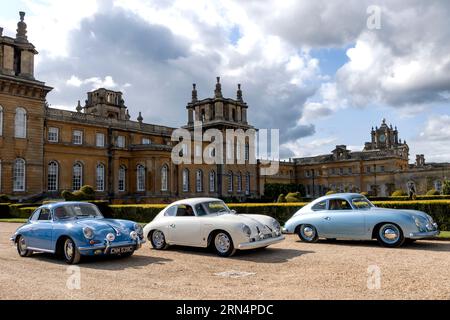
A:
408 230 440 239
237 235 285 250
78 238 145 253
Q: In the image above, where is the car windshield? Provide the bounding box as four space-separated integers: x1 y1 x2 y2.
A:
54 204 103 219
202 201 231 215
351 197 374 209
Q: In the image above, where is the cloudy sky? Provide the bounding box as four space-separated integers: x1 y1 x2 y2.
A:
1 0 450 162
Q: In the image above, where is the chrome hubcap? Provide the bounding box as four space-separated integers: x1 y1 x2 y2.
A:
64 240 74 260
380 225 399 243
301 225 315 240
215 233 230 253
19 237 27 253
152 230 165 248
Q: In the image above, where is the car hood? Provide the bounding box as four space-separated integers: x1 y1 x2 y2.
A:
70 218 133 233
370 207 432 221
214 213 274 232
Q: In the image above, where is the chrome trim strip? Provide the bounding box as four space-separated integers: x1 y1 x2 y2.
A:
238 235 285 250
27 246 55 253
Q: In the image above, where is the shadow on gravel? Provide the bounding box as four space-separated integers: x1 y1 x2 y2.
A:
31 252 172 270
301 239 450 252
164 245 312 263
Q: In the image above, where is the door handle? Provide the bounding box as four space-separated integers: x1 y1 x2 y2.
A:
169 224 176 228
324 217 331 221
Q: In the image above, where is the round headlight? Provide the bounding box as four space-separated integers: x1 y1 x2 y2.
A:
83 227 94 239
106 233 115 242
242 224 251 237
272 219 281 231
134 223 143 235
130 231 138 240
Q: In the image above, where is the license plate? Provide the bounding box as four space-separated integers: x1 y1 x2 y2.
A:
110 246 134 255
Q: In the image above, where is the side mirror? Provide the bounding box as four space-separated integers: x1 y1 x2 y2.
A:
231 209 237 214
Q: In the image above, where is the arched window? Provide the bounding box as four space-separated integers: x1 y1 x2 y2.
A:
0 105 3 136
137 165 146 192
13 158 26 191
237 172 242 192
209 171 215 192
161 165 168 191
196 169 203 192
48 161 59 192
245 142 249 161
245 172 250 195
96 163 105 191
435 180 443 193
118 165 126 192
228 171 233 192
15 107 27 138
182 168 189 192
72 162 83 191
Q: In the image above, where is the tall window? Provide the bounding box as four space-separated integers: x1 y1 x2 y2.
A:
96 163 105 191
245 172 250 195
182 169 189 192
117 136 125 148
435 180 443 193
245 142 249 161
72 162 83 190
73 130 83 145
196 169 203 192
15 107 27 138
118 165 126 192
237 172 242 192
137 165 145 191
96 133 105 147
47 161 58 191
161 165 168 191
142 137 151 145
48 127 59 142
228 171 233 192
13 158 26 191
209 171 215 192
0 105 3 136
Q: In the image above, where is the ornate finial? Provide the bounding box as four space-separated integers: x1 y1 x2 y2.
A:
137 112 143 123
76 100 82 113
214 76 222 98
191 83 197 102
390 124 393 129
371 126 374 131
0 27 3 37
16 11 28 43
237 83 243 102
126 109 130 120
382 118 386 124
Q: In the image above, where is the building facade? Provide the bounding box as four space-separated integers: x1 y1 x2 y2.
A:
1 12 449 202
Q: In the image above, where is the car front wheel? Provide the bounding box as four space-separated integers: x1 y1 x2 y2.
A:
63 238 81 264
150 230 169 250
297 224 319 243
376 223 405 248
213 231 236 257
17 236 33 257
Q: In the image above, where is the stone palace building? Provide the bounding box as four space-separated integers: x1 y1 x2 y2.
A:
1 12 449 202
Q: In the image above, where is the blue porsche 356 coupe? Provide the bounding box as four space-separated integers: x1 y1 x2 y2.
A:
10 202 145 264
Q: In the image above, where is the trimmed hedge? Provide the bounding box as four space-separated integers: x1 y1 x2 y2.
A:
368 195 450 201
110 204 167 222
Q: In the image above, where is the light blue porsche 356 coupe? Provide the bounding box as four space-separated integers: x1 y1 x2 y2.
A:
283 193 439 247
10 202 144 264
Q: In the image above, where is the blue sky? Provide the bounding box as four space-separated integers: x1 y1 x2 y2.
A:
1 0 450 162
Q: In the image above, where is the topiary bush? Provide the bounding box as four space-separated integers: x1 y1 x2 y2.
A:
326 190 336 195
0 194 10 203
285 192 302 202
391 189 407 197
61 185 95 201
426 189 440 196
277 194 287 203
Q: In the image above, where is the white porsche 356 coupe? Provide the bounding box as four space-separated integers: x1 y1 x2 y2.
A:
143 198 284 257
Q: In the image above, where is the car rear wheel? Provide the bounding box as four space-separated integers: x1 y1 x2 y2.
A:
63 238 81 264
17 236 33 257
376 223 405 248
297 224 319 243
213 232 236 257
150 230 169 250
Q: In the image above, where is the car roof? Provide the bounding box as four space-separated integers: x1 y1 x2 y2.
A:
40 201 97 209
313 193 366 202
168 197 224 206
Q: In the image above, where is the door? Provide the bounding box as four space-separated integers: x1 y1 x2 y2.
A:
322 198 365 237
167 204 202 246
32 208 54 251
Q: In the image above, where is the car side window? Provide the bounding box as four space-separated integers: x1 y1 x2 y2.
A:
328 199 352 210
30 209 41 221
195 204 207 216
38 208 51 221
175 205 195 217
164 206 177 217
311 201 326 211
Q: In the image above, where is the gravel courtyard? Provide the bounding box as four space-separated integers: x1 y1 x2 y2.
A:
0 222 449 300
